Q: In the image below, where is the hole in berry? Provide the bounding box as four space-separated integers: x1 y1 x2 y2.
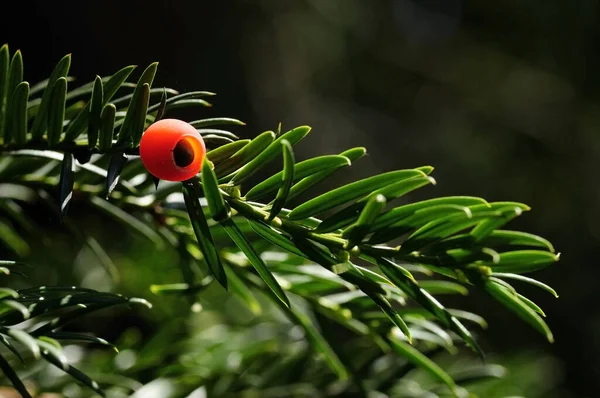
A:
173 138 195 168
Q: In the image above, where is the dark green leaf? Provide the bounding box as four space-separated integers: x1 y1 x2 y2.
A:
0 287 19 299
42 351 106 397
5 149 137 193
0 300 30 320
117 73 152 146
315 175 433 233
482 230 555 253
0 353 32 398
0 334 24 363
368 174 435 202
58 152 74 219
105 152 128 198
419 280 469 296
182 182 228 289
99 103 116 151
47 332 118 352
206 139 250 164
396 306 487 327
230 126 311 184
0 44 9 140
221 218 289 307
64 65 136 141
215 131 275 178
484 279 554 342
30 53 71 140
190 117 245 128
409 329 455 351
369 291 412 342
291 238 378 291
426 247 499 269
37 339 68 369
399 210 505 254
492 272 558 297
57 78 101 102
9 82 29 145
159 98 211 111
268 139 295 221
388 329 458 396
405 316 454 348
342 194 386 249
338 147 367 161
47 77 67 146
372 196 488 232
517 293 546 317
130 83 151 145
447 309 488 329
486 250 560 274
1 50 23 141
146 91 214 113
201 159 229 220
7 51 23 98
31 303 125 336
153 87 167 121
247 220 305 258
225 267 262 315
116 63 157 145
286 147 367 203
469 201 530 213
451 364 506 386
311 297 373 338
198 129 239 140
245 155 351 201
331 261 357 275
415 166 433 174
18 285 98 295
377 258 483 357
470 205 527 241
288 170 426 220
7 329 39 359
273 207 323 229
88 76 104 149
111 86 176 108
202 134 234 146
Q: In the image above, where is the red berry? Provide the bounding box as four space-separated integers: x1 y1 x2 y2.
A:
139 119 206 182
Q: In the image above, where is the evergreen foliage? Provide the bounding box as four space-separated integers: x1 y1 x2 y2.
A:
0 45 559 397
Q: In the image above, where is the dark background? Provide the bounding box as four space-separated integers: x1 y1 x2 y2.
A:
2 1 598 396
